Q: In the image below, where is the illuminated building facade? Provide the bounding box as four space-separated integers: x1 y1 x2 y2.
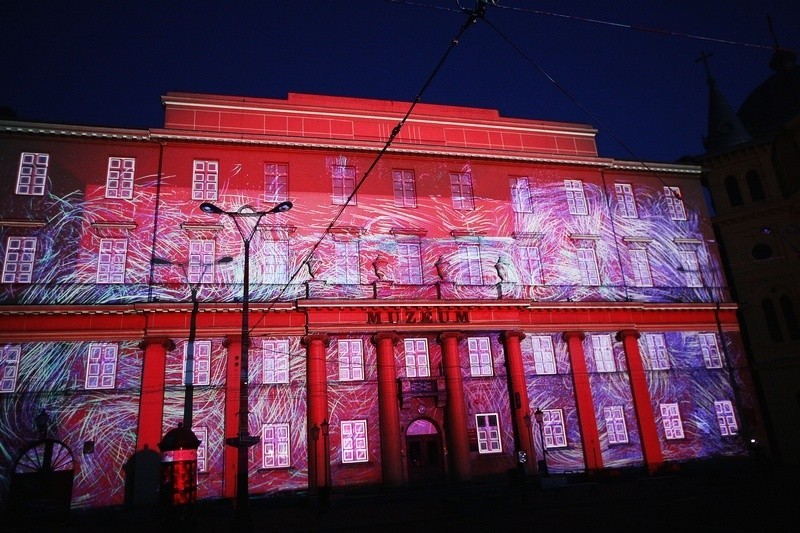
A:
0 92 762 510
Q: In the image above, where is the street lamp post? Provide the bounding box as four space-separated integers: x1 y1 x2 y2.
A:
199 201 292 528
534 408 549 475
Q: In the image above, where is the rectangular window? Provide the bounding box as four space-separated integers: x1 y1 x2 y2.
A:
341 420 369 464
333 241 359 284
531 336 556 375
338 339 364 381
577 248 601 286
644 333 670 370
519 245 543 285
615 183 638 218
476 413 502 453
403 338 430 378
192 160 219 201
397 242 423 284
16 152 48 196
699 333 723 369
543 409 568 448
264 163 289 203
679 250 703 287
564 179 588 215
85 343 118 390
467 337 493 377
510 177 533 213
591 335 616 372
183 340 211 386
664 186 687 220
461 244 483 285
630 248 653 287
263 339 290 384
2 237 37 284
96 238 128 284
105 157 135 199
262 423 291 468
332 164 356 205
660 403 685 440
603 406 629 444
1 345 21 393
392 169 417 208
263 240 289 284
450 172 475 210
195 426 208 473
188 240 216 284
714 400 739 436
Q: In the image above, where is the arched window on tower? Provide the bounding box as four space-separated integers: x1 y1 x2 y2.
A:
746 170 766 201
779 294 800 340
725 175 743 207
762 298 784 342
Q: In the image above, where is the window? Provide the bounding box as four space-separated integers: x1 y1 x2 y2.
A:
591 335 616 372
678 250 703 287
664 186 686 220
105 157 135 199
615 183 638 218
510 177 533 213
341 420 369 463
403 338 430 378
467 337 493 377
604 406 629 444
184 340 211 386
714 400 739 436
264 163 289 203
261 423 291 468
397 242 423 284
188 240 216 284
192 160 219 201
195 426 209 473
334 241 359 284
1 345 21 393
263 239 289 284
96 238 128 284
450 172 475 210
644 333 670 370
564 180 588 215
519 245 543 285
780 295 800 340
724 175 743 207
338 339 364 381
392 169 417 208
16 152 49 196
746 170 765 201
263 339 290 384
85 343 118 390
530 336 556 375
2 237 37 284
577 248 601 286
476 413 502 453
630 248 653 287
660 403 685 440
699 333 723 369
332 164 356 205
762 299 784 342
460 243 483 285
542 409 567 448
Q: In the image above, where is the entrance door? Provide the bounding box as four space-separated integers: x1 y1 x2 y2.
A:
406 419 444 486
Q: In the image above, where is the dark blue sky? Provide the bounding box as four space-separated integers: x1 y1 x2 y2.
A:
1 1 798 162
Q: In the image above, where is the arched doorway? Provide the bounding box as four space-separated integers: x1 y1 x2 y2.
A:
406 418 444 486
9 438 76 525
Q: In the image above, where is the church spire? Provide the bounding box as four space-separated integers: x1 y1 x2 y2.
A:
697 51 753 153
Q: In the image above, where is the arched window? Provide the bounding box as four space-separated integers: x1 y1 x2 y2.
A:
746 170 766 201
762 298 784 342
780 295 800 340
725 175 743 207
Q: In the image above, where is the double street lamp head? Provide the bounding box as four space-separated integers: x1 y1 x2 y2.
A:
200 201 293 216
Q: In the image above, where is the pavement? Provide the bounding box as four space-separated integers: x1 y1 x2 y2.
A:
5 459 799 532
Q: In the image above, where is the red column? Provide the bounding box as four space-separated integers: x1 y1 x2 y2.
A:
617 329 663 473
372 332 403 487
500 330 535 474
438 332 471 482
136 337 174 452
303 334 330 493
563 331 603 472
222 335 242 498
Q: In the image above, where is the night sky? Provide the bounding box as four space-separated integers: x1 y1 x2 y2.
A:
1 1 798 162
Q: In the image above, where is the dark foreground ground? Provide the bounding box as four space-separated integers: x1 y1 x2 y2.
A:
5 460 799 532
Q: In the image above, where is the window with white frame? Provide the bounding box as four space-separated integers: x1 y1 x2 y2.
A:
644 333 670 370
333 240 360 284
392 169 417 208
542 409 567 448
332 164 356 205
476 413 502 453
338 339 364 381
577 248 601 286
660 403 685 440
519 245 543 285
2 237 37 284
263 239 289 284
96 238 128 284
261 423 291 468
85 343 118 390
16 152 49 196
510 177 534 213
1 345 21 393
264 163 289 203
183 340 211 386
263 339 290 384
530 335 556 375
615 183 638 218
460 243 483 285
397 241 422 284
403 338 430 378
195 426 208 473
699 333 723 369
341 419 369 463
604 406 629 444
192 160 219 201
592 335 616 372
105 157 135 199
664 186 687 220
564 179 588 215
630 248 653 287
450 172 475 210
714 400 739 436
467 337 493 377
188 240 216 284
678 250 703 287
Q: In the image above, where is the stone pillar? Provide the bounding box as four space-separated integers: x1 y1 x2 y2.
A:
136 337 174 452
372 332 403 486
500 330 535 474
303 334 330 493
222 335 243 498
438 332 471 482
563 331 603 472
